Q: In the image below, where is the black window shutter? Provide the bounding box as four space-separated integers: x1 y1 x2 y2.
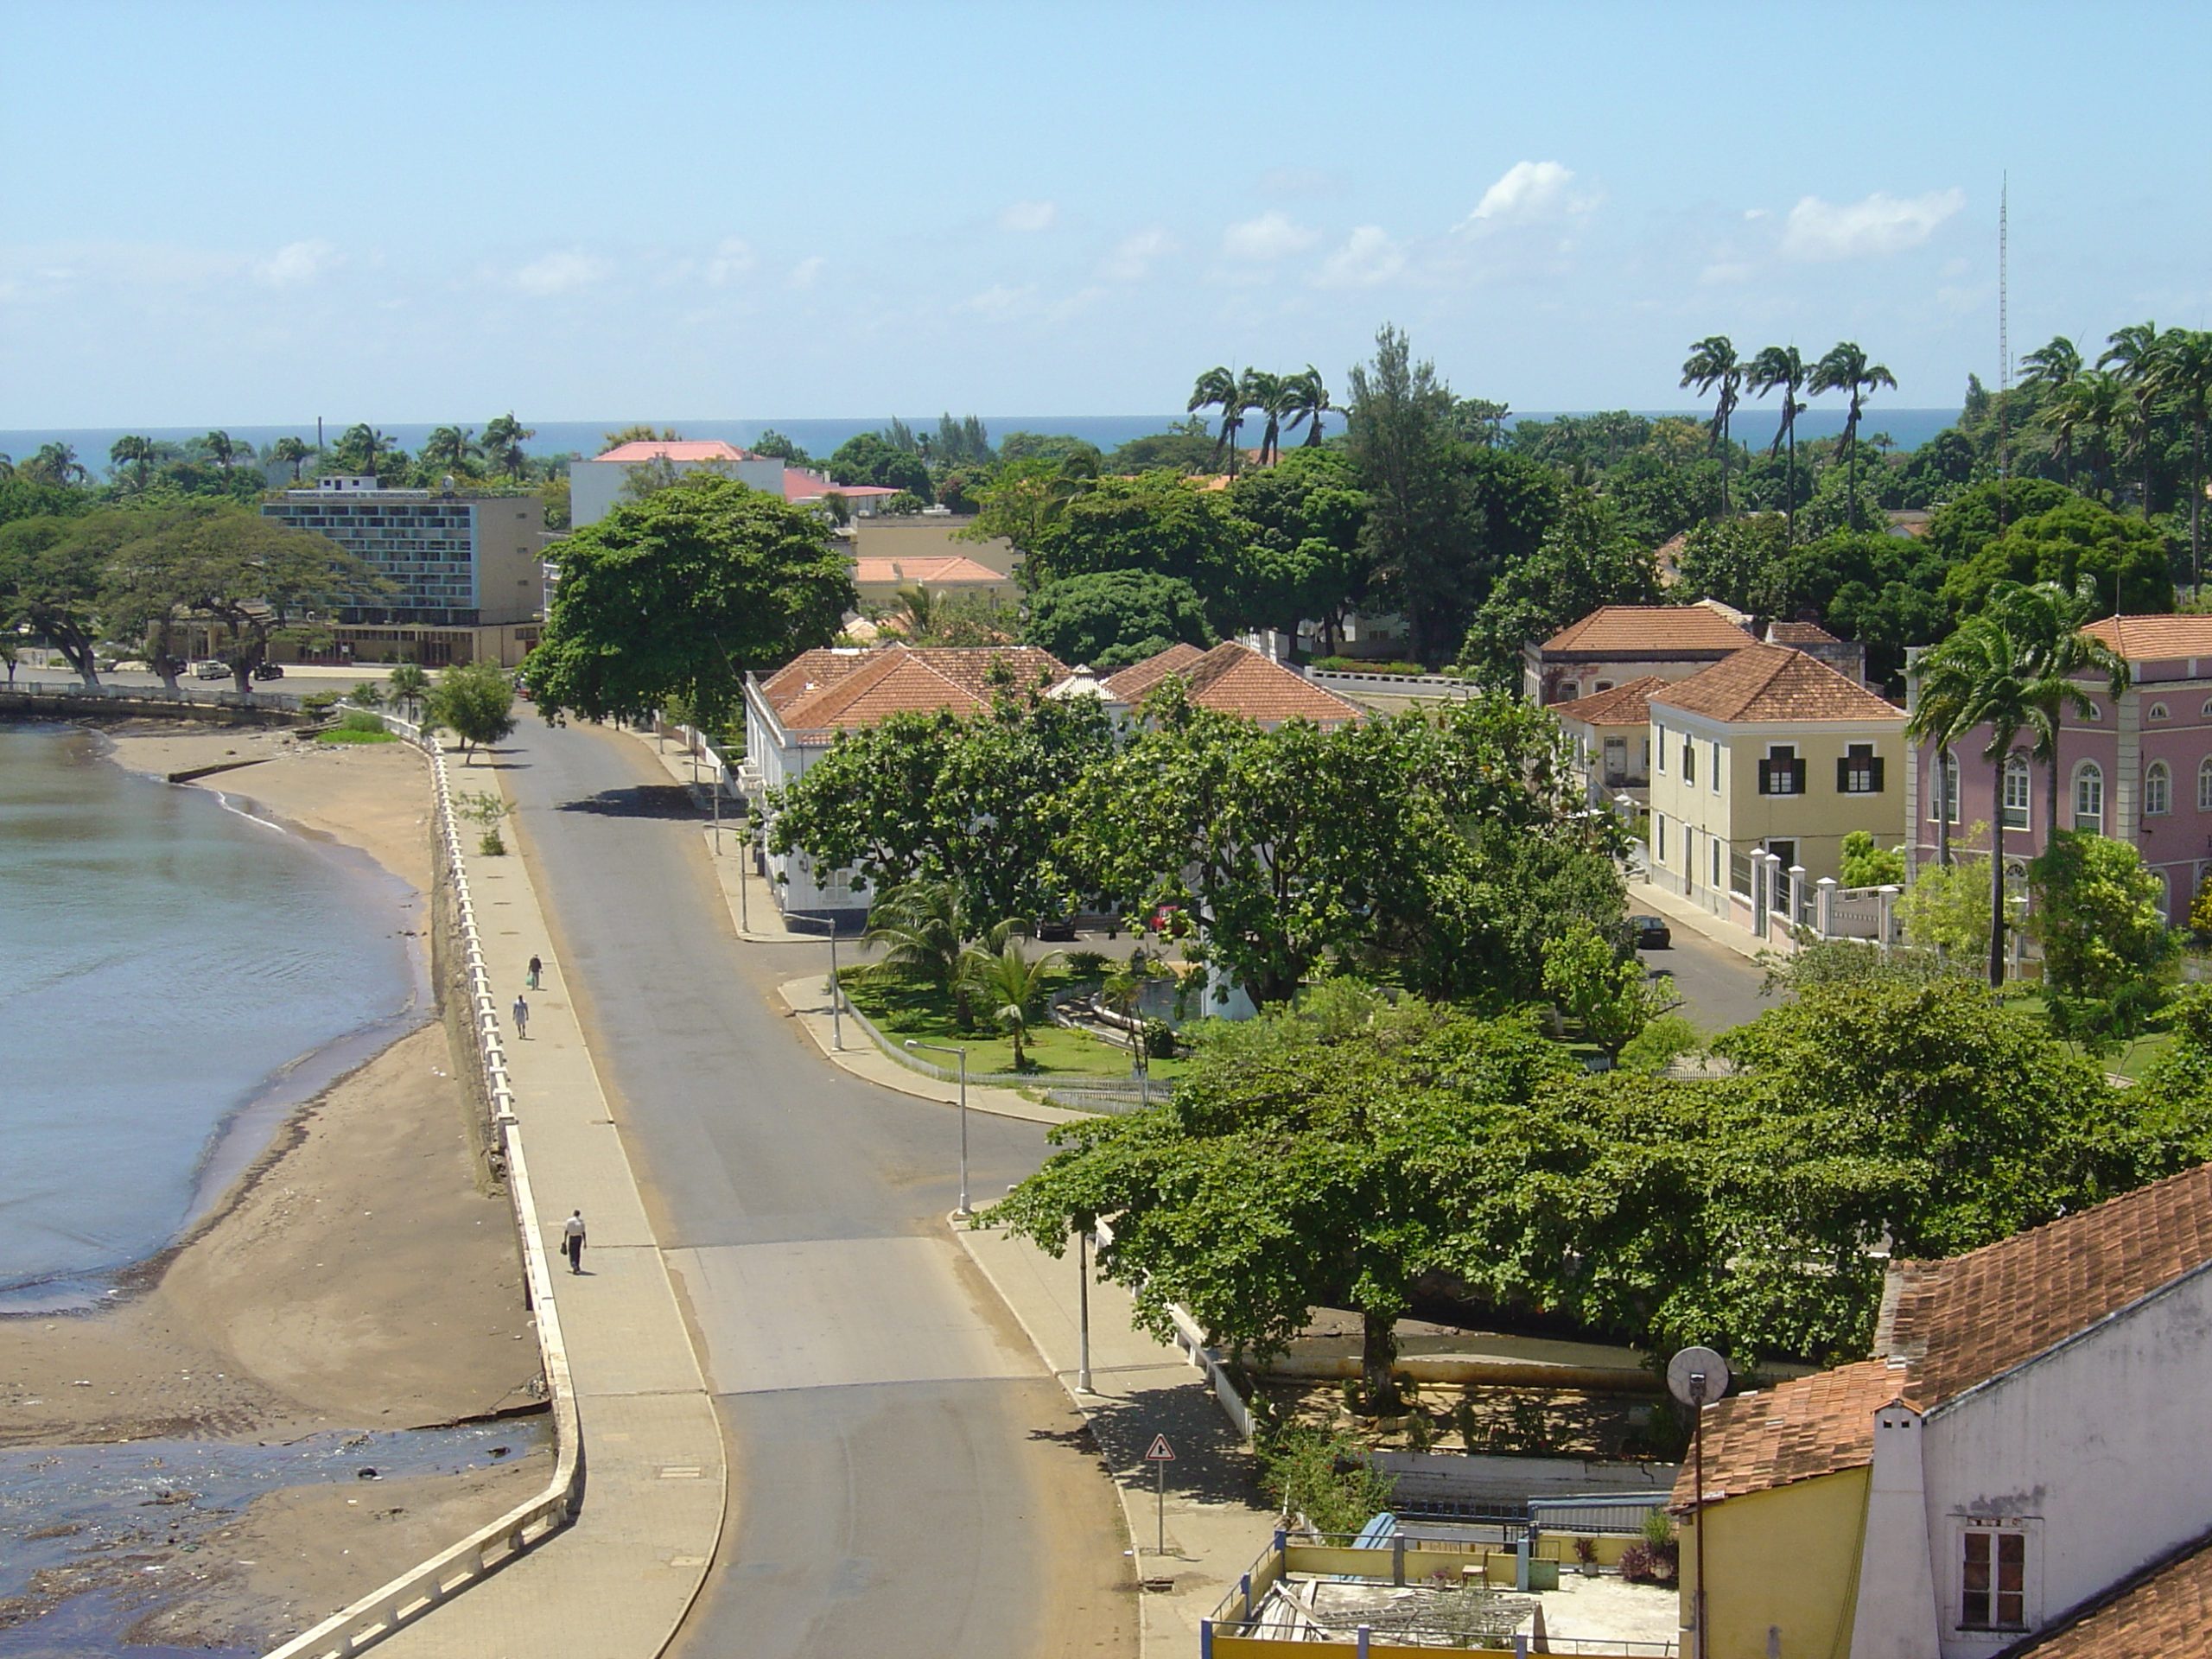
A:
1837 756 1851 792
1871 756 1885 792
1791 759 1808 794
1758 759 1773 794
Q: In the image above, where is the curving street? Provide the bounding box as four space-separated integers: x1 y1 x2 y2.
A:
499 710 1134 1659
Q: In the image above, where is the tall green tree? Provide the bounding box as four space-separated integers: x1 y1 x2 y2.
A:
1456 487 1661 683
526 474 855 728
22 442 87 487
1346 324 1464 665
1808 342 1897 531
1679 335 1743 515
1745 345 1808 541
2099 321 2165 514
427 659 518 762
2028 830 2178 1047
2158 328 2212 593
2010 581 2127 835
1022 569 1215 669
1279 365 1334 448
1187 365 1249 475
386 660 431 724
1240 368 1287 466
110 435 156 493
2045 372 2126 503
423 425 481 475
271 436 312 483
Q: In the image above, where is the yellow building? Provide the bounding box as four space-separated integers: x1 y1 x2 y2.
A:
1644 644 1904 925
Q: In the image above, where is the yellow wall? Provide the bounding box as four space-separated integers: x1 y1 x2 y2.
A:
1679 1470 1867 1659
1649 718 1904 887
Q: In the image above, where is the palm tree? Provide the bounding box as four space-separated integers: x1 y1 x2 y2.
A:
1679 335 1743 515
2099 321 2165 513
271 436 312 483
2007 581 2127 836
483 413 534 481
2047 372 2125 503
110 435 156 492
25 442 87 486
958 936 1062 1071
886 582 940 641
424 425 480 474
2021 335 2082 484
1280 365 1334 448
1745 346 1808 540
1808 341 1898 531
865 879 968 988
200 429 239 471
0 452 11 482
1240 368 1286 466
2157 328 2212 595
1187 365 1249 476
340 423 392 477
386 662 431 724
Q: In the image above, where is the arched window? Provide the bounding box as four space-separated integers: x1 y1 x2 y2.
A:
2001 755 2031 830
2082 702 2103 722
2151 702 2172 721
2074 761 2105 832
2146 760 2172 816
1931 753 1961 823
2202 697 2212 718
2199 758 2212 811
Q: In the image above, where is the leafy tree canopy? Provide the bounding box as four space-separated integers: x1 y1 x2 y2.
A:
2028 830 2179 1046
1021 470 1253 628
1456 488 1661 683
1022 569 1216 670
1938 497 2176 618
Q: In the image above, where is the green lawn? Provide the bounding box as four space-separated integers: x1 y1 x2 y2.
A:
2002 988 2174 1080
316 727 397 745
838 968 1191 1082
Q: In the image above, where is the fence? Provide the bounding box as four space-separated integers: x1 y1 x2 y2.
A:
3 675 302 713
1308 669 1480 699
264 713 582 1659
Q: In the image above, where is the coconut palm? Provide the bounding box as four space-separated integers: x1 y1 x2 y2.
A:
959 935 1063 1070
200 429 240 471
866 878 968 988
2007 581 2128 836
2099 321 2165 513
424 425 481 474
2021 336 2082 483
482 412 534 481
339 423 392 477
1745 345 1808 540
1808 342 1897 531
1679 335 1743 515
1280 365 1334 448
271 436 312 483
386 662 431 724
2158 328 2212 594
0 453 12 482
24 442 87 486
1240 368 1286 466
1187 365 1249 476
109 435 156 492
2046 372 2125 503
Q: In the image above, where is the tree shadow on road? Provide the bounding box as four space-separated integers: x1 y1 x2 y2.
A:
553 783 702 819
1062 1377 1265 1510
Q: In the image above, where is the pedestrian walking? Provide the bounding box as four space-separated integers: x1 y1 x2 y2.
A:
561 1210 586 1274
526 955 543 990
512 993 530 1039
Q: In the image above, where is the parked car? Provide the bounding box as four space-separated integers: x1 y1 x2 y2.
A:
251 662 284 681
1630 913 1671 950
1033 914 1077 942
192 659 229 680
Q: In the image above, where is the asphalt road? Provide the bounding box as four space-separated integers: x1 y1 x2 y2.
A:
1637 922 1772 1033
496 712 1134 1659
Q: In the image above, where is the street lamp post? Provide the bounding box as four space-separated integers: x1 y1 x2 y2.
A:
904 1038 970 1216
786 913 842 1049
1076 1224 1095 1393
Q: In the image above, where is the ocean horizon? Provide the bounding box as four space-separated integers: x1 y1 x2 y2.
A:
2 405 1963 475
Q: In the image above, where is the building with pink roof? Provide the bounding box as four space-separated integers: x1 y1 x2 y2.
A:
568 437 787 527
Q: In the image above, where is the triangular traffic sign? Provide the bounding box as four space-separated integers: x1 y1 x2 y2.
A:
1144 1433 1175 1462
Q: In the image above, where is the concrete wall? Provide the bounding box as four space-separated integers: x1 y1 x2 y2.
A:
849 516 1018 577
1523 652 1738 707
568 454 785 529
1682 1468 1868 1659
469 497 547 625
741 683 868 918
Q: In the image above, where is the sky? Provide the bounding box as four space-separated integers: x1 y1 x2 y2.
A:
6 0 2210 429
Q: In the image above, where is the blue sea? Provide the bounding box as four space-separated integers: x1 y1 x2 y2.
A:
0 406 1961 475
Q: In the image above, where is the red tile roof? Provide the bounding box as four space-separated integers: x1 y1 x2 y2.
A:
1538 605 1756 658
850 556 1005 586
594 439 755 463
2080 614 2212 663
2009 1527 2212 1656
1675 1161 2212 1509
759 645 1066 734
1649 645 1903 724
1552 676 1666 728
1768 620 1841 646
1102 643 1209 702
1103 642 1360 727
782 467 902 502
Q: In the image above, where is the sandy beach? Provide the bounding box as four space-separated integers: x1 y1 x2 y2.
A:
1 721 553 1648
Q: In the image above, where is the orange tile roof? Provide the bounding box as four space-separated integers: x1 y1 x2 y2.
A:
2011 1527 2212 1656
1105 642 1359 726
594 439 755 463
850 555 1006 586
1768 620 1841 646
1678 1161 2212 1507
760 645 1065 734
1552 676 1666 729
1649 645 1903 724
1538 605 1756 658
2080 613 2212 663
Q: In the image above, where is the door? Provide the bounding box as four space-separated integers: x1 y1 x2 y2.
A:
1603 736 1627 785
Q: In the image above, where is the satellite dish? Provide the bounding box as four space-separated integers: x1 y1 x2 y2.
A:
1667 1346 1732 1409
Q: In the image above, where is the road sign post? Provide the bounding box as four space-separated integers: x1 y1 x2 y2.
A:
1145 1434 1175 1559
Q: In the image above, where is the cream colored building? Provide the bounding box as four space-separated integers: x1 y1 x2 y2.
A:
1645 643 1904 926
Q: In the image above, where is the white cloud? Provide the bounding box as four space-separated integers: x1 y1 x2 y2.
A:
1221 211 1319 262
1468 160 1580 225
786 255 825 289
1313 226 1406 289
1699 261 1754 287
1781 188 1965 260
1102 227 1174 283
1743 207 1769 222
966 283 1035 315
999 200 1058 233
256 238 340 288
705 237 755 284
514 251 606 296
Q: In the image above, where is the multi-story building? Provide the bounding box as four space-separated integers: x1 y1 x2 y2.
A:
567 440 788 528
1524 603 1758 706
260 476 543 664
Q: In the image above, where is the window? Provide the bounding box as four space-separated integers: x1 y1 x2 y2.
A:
1656 815 1666 861
2082 701 2103 721
1594 681 1613 694
2075 761 2105 831
1840 742 1885 795
1683 738 1696 786
1759 744 1805 797
1960 1526 2028 1631
2150 702 2171 721
2146 760 2172 816
1710 836 1722 888
1711 741 1722 793
1656 725 1667 772
2200 758 2212 811
1931 753 1961 823
2001 755 2031 830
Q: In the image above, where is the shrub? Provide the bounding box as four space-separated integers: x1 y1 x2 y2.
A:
1311 657 1433 677
479 829 506 856
1618 1539 1679 1586
1256 1427 1398 1535
1065 950 1111 982
301 688 343 715
1142 1018 1178 1060
340 708 387 733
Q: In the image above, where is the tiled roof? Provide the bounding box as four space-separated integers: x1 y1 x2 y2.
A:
760 645 1065 734
1649 645 1903 724
1677 1161 2212 1507
1768 620 1840 645
2081 613 2212 663
1552 676 1666 728
783 467 901 502
1104 642 1360 727
1102 643 1208 702
2005 1527 2212 1657
594 440 754 463
851 556 1005 586
1538 605 1756 658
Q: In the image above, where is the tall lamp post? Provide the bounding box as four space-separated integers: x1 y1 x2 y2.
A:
785 913 842 1050
1667 1344 1732 1659
904 1038 969 1217
1076 1223 1096 1393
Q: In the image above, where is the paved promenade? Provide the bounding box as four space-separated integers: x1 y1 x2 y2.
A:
374 747 724 1659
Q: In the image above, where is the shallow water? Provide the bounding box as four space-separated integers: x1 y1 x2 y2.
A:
0 725 420 1308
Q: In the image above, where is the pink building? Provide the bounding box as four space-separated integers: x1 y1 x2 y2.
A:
1904 615 2212 921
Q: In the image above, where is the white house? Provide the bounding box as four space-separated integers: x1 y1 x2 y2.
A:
567 440 786 528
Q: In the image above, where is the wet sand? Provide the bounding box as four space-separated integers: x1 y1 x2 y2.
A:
0 725 552 1648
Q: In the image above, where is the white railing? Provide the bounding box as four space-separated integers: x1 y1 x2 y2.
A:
264 712 582 1659
1307 668 1478 697
3 675 302 711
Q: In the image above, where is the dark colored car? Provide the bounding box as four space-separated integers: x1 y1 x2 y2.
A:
1630 913 1671 950
1033 915 1077 942
251 662 285 680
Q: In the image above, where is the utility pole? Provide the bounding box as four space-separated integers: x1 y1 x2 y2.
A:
1998 173 2012 531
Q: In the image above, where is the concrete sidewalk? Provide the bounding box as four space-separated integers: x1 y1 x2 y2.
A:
1629 874 1770 966
374 747 725 1659
956 1217 1278 1657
